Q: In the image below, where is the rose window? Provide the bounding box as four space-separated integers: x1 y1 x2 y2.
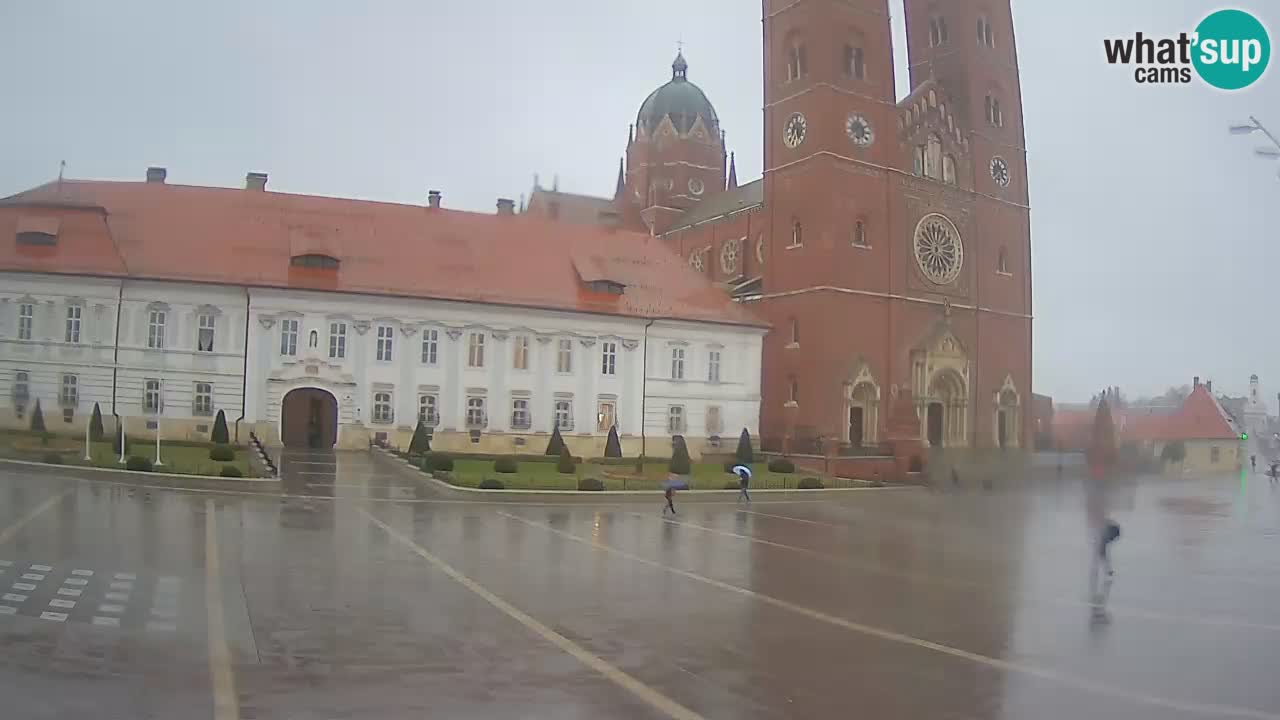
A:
689 251 705 273
913 213 963 285
720 239 740 274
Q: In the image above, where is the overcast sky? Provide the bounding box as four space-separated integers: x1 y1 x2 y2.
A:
2 1 1277 407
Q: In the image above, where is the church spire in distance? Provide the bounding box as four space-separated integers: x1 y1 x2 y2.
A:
727 152 738 190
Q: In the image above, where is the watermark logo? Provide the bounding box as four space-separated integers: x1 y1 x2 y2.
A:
1103 8 1270 90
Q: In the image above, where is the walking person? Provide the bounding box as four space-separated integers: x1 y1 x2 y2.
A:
1091 519 1122 620
662 474 679 515
732 464 752 504
1251 454 1257 472
1269 462 1278 485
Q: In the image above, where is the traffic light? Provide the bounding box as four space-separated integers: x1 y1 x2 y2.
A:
1241 432 1249 441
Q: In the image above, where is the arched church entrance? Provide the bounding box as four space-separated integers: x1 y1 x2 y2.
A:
281 388 338 449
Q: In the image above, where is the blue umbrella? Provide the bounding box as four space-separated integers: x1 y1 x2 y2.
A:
664 476 690 491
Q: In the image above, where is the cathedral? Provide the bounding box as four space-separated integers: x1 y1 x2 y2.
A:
526 0 1033 452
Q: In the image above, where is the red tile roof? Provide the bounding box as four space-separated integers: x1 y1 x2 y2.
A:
1053 385 1239 449
0 179 764 328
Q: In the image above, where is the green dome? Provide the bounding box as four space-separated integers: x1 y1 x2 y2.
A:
637 52 720 136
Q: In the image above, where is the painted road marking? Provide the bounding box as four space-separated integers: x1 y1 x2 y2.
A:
71 569 93 577
501 511 1280 720
48 599 75 609
64 578 88 586
0 491 73 546
2 593 26 602
12 583 35 591
104 592 129 602
114 573 136 581
29 564 53 572
0 561 12 567
92 616 120 628
21 573 44 581
109 581 133 591
56 588 82 597
39 611 68 622
98 604 125 614
152 607 177 620
361 508 705 720
204 499 239 720
0 606 15 615
147 620 177 632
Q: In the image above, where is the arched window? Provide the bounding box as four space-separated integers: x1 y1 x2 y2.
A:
927 89 937 108
977 16 995 47
853 219 868 247
790 318 800 345
787 41 808 81
925 134 942 179
998 247 1010 274
309 330 319 348
913 145 926 176
985 95 1003 127
789 377 800 404
843 42 865 80
929 16 949 47
789 219 803 248
943 155 957 185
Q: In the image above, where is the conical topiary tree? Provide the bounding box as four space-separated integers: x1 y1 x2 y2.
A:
669 435 691 475
30 399 46 433
557 444 575 474
409 418 431 455
604 425 622 458
1090 395 1118 469
545 425 566 456
112 420 129 456
89 403 105 442
735 428 754 465
211 409 230 445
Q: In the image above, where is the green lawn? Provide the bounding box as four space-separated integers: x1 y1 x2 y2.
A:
0 431 256 477
429 458 831 491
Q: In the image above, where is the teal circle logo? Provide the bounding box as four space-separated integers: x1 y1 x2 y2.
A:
1193 9 1271 90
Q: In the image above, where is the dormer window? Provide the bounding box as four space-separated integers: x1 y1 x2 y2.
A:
15 217 60 246
290 254 339 269
586 280 625 295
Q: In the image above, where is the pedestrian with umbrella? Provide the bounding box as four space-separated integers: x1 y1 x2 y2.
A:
731 464 752 504
662 473 685 515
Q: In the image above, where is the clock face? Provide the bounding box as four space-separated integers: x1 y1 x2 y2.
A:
783 113 807 149
845 114 874 147
990 157 1011 188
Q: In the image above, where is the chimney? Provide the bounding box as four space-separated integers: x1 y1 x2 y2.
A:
1193 376 1201 389
245 172 268 191
427 190 442 209
146 167 167 184
496 198 515 215
1206 380 1213 393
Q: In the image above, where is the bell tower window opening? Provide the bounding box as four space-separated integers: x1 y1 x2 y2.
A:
929 17 949 47
853 220 869 247
985 96 1003 127
925 134 942 179
843 44 865 80
943 155 957 185
788 219 803 249
998 247 1010 275
978 16 995 48
786 41 807 82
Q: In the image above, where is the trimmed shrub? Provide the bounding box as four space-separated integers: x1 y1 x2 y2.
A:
494 457 519 473
669 435 692 475
42 452 63 465
126 455 153 472
590 457 664 467
30 400 46 433
478 478 506 490
409 419 432 455
723 480 741 490
211 409 230 445
219 465 244 478
434 470 455 484
604 425 623 458
557 445 575 474
797 477 824 490
735 428 754 465
422 453 454 472
209 445 235 462
768 457 796 473
89 403 105 442
545 426 566 456
577 477 604 491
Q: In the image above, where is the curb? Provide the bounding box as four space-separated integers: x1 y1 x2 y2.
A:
372 448 912 502
0 457 282 487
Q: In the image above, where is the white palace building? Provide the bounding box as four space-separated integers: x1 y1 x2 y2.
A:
0 170 765 456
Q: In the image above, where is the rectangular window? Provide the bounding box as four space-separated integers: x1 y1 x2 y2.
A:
556 338 573 373
708 350 721 383
420 328 438 365
513 335 529 370
601 341 617 376
280 318 298 356
555 399 574 431
1210 446 1221 464
671 347 686 380
597 401 617 433
329 322 347 359
376 325 394 362
18 303 34 340
197 313 215 352
466 396 487 428
65 306 82 344
667 405 686 434
418 394 439 426
706 405 724 435
372 391 393 424
511 398 531 430
468 333 485 368
193 382 213 416
844 44 865 80
59 374 78 407
13 370 30 402
144 379 162 414
148 310 166 349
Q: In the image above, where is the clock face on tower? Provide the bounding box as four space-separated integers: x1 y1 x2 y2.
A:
845 113 874 147
990 157 1011 188
783 113 807 149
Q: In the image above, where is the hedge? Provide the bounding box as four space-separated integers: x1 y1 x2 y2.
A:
126 456 153 472
42 452 63 465
577 477 604 491
494 458 519 473
421 453 454 472
219 465 244 478
209 445 235 462
797 477 824 490
478 478 506 490
768 458 796 473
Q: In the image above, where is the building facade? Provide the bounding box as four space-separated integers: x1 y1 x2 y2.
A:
528 0 1033 453
0 177 765 457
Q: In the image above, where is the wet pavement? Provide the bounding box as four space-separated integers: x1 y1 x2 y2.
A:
1 456 1279 719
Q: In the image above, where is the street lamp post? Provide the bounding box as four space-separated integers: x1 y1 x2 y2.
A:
1230 116 1280 175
